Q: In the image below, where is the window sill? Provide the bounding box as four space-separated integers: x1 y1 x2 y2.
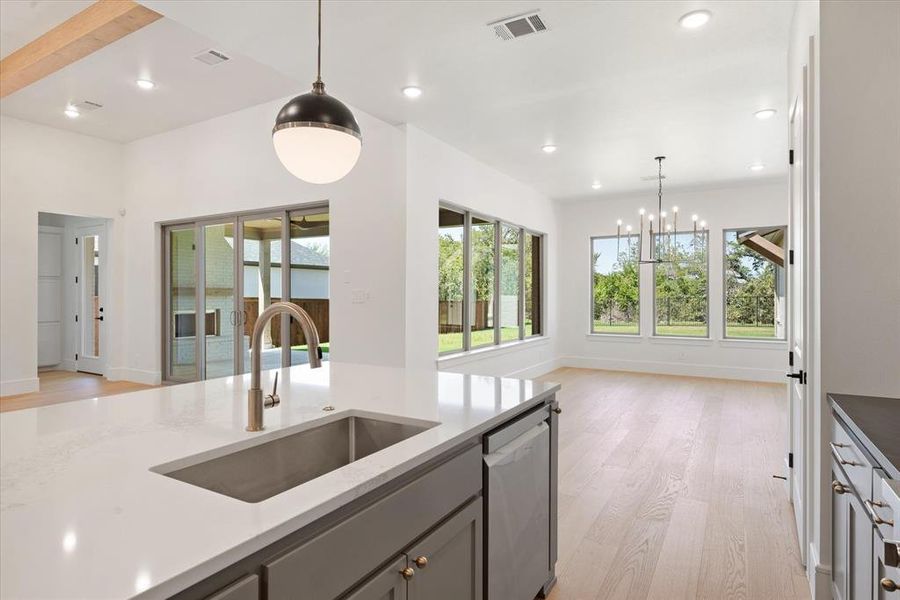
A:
585 333 643 343
648 335 713 346
437 336 550 368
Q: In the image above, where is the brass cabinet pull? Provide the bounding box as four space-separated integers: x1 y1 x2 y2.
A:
553 407 562 414
832 480 850 495
400 567 415 580
865 499 896 526
830 443 863 467
414 556 428 568
882 578 898 592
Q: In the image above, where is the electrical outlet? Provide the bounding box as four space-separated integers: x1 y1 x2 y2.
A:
352 289 368 304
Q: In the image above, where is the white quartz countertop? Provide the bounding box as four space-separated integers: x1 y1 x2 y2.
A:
0 362 559 600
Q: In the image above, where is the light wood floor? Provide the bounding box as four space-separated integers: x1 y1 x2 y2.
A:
536 368 809 600
0 370 155 412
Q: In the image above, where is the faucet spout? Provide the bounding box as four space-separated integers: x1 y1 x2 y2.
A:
247 302 322 432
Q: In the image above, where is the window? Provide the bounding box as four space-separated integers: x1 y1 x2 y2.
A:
591 235 640 334
438 208 465 353
724 226 787 339
438 205 544 355
500 225 520 342
174 311 220 338
654 231 709 337
470 216 496 348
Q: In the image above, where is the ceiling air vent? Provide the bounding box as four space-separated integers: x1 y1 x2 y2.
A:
489 11 549 41
193 49 231 66
72 100 103 112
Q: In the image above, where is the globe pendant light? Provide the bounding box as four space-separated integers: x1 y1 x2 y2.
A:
272 0 361 184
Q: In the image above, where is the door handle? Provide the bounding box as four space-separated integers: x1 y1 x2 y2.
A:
94 316 104 321
786 370 806 384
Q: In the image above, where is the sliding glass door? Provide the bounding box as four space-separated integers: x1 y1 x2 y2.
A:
162 204 329 383
240 215 284 373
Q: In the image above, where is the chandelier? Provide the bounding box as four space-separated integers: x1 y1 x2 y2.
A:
615 156 708 264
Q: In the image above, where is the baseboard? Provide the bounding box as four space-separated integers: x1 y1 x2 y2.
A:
0 377 40 396
106 367 161 386
807 542 832 600
560 355 784 383
505 357 563 380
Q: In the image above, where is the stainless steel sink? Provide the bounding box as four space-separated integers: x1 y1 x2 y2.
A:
153 415 437 503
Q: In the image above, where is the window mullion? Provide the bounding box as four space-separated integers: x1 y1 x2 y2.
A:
518 228 525 340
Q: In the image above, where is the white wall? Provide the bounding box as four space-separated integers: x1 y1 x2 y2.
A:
557 180 789 382
0 116 124 395
120 97 407 382
404 126 560 378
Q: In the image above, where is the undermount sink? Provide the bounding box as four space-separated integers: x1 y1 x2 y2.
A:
152 414 437 503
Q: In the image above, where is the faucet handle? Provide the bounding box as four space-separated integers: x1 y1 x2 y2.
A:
264 372 280 409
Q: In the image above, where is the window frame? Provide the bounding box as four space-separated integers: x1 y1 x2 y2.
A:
438 202 545 357
652 230 710 339
722 225 788 341
589 233 641 336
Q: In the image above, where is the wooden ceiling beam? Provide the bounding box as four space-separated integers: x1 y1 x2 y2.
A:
0 0 162 98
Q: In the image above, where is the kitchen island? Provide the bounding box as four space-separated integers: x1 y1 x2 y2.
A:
0 362 560 599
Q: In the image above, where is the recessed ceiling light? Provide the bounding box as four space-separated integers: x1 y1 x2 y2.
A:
754 108 777 120
135 78 156 90
64 106 80 119
591 182 603 190
541 144 558 154
749 162 766 171
679 10 711 29
402 85 422 99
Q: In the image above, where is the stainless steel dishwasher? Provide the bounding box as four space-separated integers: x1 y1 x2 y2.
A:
484 400 558 600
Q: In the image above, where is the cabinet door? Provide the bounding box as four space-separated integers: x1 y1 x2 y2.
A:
406 497 482 600
848 491 874 600
833 465 850 600
345 557 408 600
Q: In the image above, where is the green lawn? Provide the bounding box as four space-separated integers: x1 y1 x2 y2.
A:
726 324 778 339
655 323 708 337
291 342 330 353
438 327 521 353
592 322 639 335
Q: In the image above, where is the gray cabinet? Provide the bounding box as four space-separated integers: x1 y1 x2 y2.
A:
205 576 259 600
833 462 850 600
344 557 408 600
406 497 482 600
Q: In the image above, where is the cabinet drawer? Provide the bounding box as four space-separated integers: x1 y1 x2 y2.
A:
831 416 875 500
871 470 898 539
265 444 482 600
205 575 258 600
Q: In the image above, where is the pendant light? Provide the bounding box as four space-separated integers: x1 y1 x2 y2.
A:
272 0 361 184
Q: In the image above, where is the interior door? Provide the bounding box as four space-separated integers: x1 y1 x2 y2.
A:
76 225 106 375
786 65 809 562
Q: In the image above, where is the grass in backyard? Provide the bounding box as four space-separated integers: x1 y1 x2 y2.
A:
291 342 330 353
654 322 708 337
725 324 778 339
438 327 522 353
592 322 639 335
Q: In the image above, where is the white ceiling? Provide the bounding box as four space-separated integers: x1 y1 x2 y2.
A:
1 1 794 199
0 0 93 59
0 14 298 142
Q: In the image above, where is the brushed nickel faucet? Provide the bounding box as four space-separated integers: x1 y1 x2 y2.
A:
247 302 322 432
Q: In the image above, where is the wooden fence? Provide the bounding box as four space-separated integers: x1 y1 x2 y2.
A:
243 298 329 346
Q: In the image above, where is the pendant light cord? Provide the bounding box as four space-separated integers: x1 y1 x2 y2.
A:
316 0 322 83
